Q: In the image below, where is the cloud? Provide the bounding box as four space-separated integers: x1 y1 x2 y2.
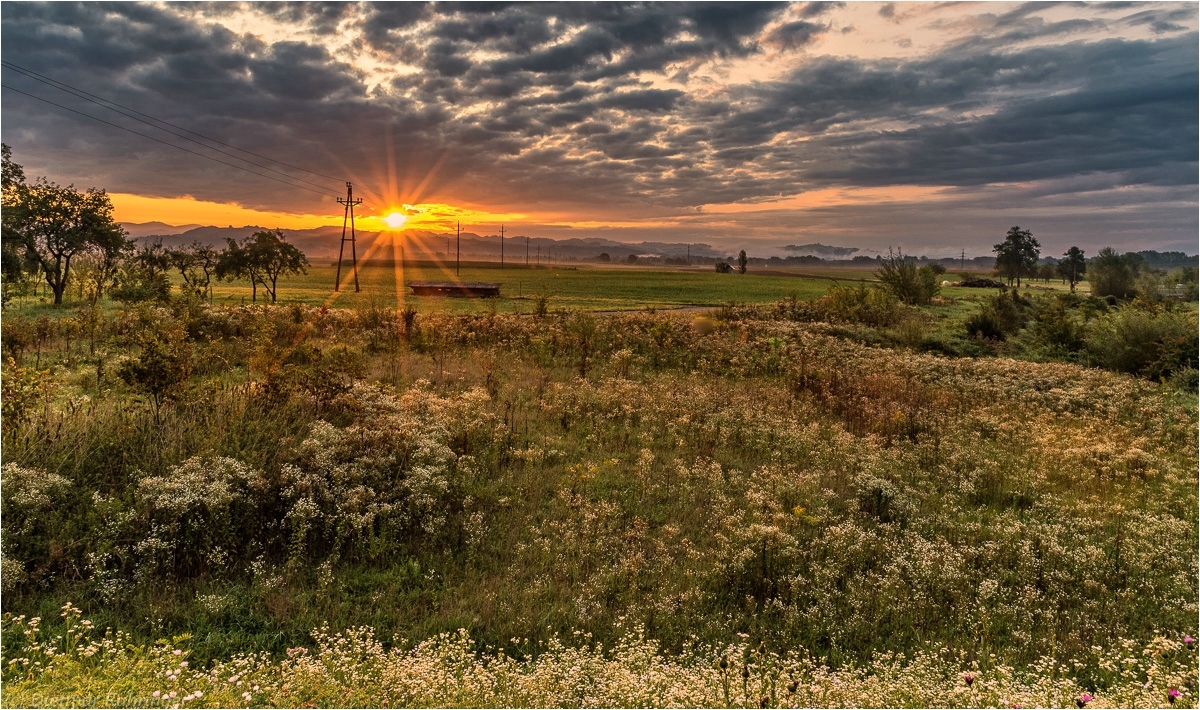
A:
1 1 1195 253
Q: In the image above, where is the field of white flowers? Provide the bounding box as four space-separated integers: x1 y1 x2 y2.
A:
2 297 1196 707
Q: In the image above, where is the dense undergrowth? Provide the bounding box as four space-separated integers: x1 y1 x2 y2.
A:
2 292 1197 707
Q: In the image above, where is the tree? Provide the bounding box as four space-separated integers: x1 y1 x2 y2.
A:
876 247 940 305
1 145 130 303
1058 247 1086 293
117 326 192 423
168 241 220 300
112 239 172 303
217 229 308 303
76 232 132 303
596 252 610 263
737 250 748 274
993 226 1041 287
1089 247 1140 299
251 230 308 303
1 144 32 284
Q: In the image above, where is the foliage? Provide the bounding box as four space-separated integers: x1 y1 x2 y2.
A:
1085 302 1198 381
115 325 193 420
1 289 1195 706
992 226 1040 287
819 284 904 327
2 610 1196 708
738 250 748 274
1058 246 1087 292
167 242 220 300
1090 247 1142 300
216 230 308 303
965 290 1029 341
876 249 940 305
0 149 129 305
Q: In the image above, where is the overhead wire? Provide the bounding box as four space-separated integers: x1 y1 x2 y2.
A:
1 62 396 205
1 60 348 186
0 84 336 197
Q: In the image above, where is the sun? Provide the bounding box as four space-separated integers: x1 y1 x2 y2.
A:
383 211 407 229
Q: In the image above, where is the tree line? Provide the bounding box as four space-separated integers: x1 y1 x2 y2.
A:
1 144 307 307
992 225 1196 300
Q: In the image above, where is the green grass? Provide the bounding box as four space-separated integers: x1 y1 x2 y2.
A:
213 262 848 314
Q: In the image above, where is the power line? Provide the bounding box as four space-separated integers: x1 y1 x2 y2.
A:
2 62 341 194
2 60 392 206
0 83 335 197
1 60 348 186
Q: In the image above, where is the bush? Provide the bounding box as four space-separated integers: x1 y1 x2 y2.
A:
110 267 171 304
1086 302 1198 380
1089 248 1140 300
1031 296 1085 352
876 249 940 305
965 290 1029 340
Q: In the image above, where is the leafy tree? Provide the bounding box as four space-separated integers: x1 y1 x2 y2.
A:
217 229 308 303
1089 247 1140 299
168 241 219 300
737 250 748 274
876 248 940 305
1057 246 1086 293
111 239 172 303
73 235 133 304
1 147 128 305
250 229 308 303
1 144 33 284
597 252 610 263
993 226 1040 287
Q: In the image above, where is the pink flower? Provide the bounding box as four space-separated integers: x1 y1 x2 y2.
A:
1169 689 1182 704
1075 692 1092 708
964 673 975 686
1185 636 1195 647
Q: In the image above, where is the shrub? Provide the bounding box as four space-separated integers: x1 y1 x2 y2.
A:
135 456 268 576
821 284 904 327
1086 303 1198 380
966 290 1029 340
1031 296 1085 353
876 249 941 305
1089 247 1141 299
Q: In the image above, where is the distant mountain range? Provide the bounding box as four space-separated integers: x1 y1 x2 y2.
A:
120 223 732 262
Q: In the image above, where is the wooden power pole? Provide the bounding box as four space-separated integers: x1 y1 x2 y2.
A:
456 221 461 276
336 182 362 292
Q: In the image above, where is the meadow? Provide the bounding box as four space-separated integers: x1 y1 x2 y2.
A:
0 268 1195 708
207 262 862 314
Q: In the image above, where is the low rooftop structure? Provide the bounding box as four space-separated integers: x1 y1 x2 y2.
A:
409 281 501 298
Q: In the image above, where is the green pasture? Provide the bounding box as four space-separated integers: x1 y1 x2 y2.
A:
5 260 1088 318
207 262 856 314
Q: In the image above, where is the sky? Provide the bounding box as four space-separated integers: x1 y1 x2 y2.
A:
1 1 1197 257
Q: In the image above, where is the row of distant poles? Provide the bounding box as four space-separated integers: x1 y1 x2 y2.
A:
334 182 551 293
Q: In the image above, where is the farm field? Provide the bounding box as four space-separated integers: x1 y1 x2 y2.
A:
211 262 855 314
7 260 1073 318
1 281 1195 707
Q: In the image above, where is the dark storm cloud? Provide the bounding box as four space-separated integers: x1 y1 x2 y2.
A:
1 1 1196 251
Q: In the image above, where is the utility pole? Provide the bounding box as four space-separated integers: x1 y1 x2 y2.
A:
456 221 461 276
500 225 505 269
961 248 965 271
335 182 362 292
